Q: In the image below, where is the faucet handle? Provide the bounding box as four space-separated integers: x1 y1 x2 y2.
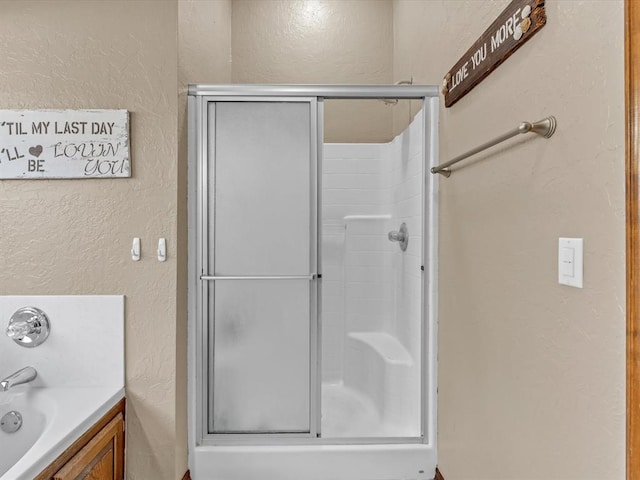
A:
6 321 33 340
6 307 50 348
387 223 409 252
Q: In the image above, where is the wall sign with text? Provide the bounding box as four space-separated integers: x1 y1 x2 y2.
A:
0 109 130 179
442 0 546 108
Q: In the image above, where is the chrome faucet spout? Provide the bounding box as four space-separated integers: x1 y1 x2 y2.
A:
0 366 37 392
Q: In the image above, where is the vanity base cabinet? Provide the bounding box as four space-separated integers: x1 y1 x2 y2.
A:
53 413 124 480
35 399 125 480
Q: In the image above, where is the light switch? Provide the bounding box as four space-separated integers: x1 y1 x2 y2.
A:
558 237 583 288
559 247 574 277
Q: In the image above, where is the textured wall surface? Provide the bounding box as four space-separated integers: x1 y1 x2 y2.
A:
179 0 232 86
393 1 625 478
231 0 395 143
0 2 182 479
178 1 232 475
4 2 623 479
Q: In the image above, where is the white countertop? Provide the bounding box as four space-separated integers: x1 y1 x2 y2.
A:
2 386 125 480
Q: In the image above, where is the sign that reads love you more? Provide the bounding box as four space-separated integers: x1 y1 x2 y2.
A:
0 109 130 179
442 0 546 107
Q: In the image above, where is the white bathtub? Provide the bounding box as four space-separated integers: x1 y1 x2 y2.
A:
0 386 124 480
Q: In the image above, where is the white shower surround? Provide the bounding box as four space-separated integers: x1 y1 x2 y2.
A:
322 113 424 437
187 86 439 480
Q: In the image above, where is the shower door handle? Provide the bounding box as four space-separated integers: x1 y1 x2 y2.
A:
200 274 317 281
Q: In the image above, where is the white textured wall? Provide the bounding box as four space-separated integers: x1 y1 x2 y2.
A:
5 2 618 478
178 1 232 474
394 1 625 478
0 2 184 479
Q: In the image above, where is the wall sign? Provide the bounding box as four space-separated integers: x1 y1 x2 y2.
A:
0 109 130 179
442 0 546 108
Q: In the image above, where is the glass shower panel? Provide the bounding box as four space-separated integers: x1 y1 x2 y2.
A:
213 101 311 275
207 100 314 435
211 280 310 433
320 103 424 438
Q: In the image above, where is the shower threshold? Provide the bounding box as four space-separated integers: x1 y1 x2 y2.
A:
192 443 436 480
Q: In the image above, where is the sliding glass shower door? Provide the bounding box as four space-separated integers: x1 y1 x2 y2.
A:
205 100 318 435
190 85 439 480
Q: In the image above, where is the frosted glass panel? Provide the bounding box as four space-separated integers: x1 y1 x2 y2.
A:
210 280 311 433
212 102 311 275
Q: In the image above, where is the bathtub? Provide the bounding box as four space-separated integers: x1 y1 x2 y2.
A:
0 386 124 479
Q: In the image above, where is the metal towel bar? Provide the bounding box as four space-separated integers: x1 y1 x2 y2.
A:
200 275 316 281
431 116 557 177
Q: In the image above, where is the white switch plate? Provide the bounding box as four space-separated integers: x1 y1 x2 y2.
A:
558 237 583 288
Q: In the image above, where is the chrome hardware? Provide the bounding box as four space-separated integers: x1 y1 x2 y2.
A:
523 116 557 138
0 411 23 433
200 275 316 281
7 307 50 348
388 223 409 251
431 116 557 177
0 367 37 392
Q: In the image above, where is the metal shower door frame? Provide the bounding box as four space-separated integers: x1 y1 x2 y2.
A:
198 96 319 442
188 84 439 448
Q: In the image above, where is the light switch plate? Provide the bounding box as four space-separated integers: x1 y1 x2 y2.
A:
558 237 583 288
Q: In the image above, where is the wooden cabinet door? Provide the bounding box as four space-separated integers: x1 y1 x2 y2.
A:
53 413 124 480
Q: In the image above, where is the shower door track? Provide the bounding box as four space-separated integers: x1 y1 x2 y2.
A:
188 84 440 450
200 435 427 447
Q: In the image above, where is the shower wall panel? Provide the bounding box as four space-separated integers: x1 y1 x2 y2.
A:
343 214 394 334
390 114 424 360
322 112 424 385
321 144 388 382
388 113 424 428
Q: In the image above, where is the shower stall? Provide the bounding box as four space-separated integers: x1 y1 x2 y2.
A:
187 85 439 480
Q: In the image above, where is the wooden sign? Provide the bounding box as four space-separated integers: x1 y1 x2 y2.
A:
442 0 546 107
0 109 130 179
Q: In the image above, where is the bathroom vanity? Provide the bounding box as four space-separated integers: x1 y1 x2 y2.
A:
0 296 125 480
34 399 125 480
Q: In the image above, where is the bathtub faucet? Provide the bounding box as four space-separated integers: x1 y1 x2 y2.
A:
0 366 37 392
